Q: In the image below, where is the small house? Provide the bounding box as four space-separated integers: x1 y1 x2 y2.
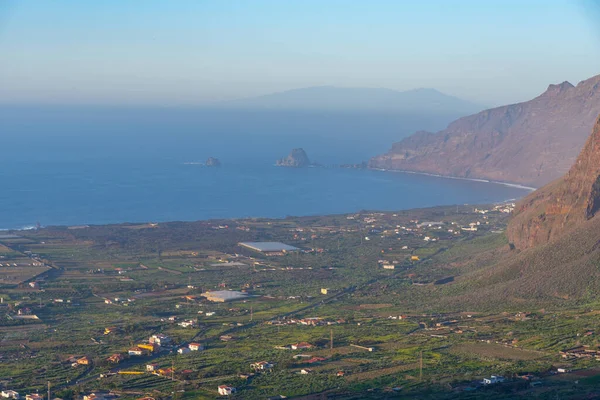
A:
146 363 158 372
137 343 158 353
106 354 124 364
128 348 144 356
483 375 505 385
188 343 204 351
178 320 196 328
158 368 174 377
149 333 172 346
104 327 118 335
1 390 20 399
251 361 274 371
291 342 313 350
77 356 91 365
217 386 236 396
177 347 191 354
83 393 117 400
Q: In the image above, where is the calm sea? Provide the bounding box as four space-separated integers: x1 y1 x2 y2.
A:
0 106 530 229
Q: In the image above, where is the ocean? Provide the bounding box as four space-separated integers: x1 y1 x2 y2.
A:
1 106 531 229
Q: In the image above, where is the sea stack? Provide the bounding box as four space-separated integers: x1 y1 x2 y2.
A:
276 148 310 167
205 157 221 167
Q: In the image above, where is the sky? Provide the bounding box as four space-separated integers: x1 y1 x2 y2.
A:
1 0 600 106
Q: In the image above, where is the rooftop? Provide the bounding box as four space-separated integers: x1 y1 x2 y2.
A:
239 241 300 252
201 290 249 302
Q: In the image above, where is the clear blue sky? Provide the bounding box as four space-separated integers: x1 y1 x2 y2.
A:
1 0 599 106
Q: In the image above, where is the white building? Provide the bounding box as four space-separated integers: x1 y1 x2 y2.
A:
128 348 143 356
146 363 158 372
251 361 274 371
178 320 196 328
149 333 172 346
218 386 236 396
1 391 20 399
483 375 505 385
177 347 191 354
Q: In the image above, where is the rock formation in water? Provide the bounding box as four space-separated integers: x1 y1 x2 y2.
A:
276 148 311 168
205 157 221 167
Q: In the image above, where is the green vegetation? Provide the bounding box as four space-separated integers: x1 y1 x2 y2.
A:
0 204 599 399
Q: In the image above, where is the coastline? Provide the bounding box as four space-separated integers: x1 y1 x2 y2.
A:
0 165 534 231
369 168 537 191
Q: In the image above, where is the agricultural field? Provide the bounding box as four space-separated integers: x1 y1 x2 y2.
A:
1 204 600 399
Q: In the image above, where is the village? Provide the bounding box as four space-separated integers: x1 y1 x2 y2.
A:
2 203 600 399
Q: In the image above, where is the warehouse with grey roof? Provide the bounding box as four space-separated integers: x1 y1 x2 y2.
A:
238 241 300 255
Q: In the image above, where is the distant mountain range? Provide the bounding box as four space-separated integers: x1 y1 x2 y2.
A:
370 74 600 187
218 86 484 115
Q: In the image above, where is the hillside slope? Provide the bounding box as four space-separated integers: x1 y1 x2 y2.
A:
370 74 600 187
395 115 600 310
507 115 600 250
438 115 600 307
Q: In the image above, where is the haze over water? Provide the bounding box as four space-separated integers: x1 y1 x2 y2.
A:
1 107 530 229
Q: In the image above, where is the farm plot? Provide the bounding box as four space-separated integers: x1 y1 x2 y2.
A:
449 342 546 361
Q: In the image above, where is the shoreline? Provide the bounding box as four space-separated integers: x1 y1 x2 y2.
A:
369 168 537 191
2 200 518 232
1 166 535 231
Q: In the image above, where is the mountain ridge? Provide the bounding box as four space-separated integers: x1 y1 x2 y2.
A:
216 85 484 115
369 74 600 187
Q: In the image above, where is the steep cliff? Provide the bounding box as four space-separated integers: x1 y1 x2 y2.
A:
370 74 600 187
507 115 600 249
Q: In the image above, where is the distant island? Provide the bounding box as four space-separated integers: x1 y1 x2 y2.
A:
205 157 221 167
276 148 311 167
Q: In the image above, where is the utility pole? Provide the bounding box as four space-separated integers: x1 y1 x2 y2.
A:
419 350 423 382
47 381 51 400
171 359 175 381
250 306 253 322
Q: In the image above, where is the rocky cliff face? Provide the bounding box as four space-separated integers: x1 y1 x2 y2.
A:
276 148 310 167
507 115 600 249
370 74 600 187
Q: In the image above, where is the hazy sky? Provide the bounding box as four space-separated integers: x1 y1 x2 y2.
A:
1 0 600 106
